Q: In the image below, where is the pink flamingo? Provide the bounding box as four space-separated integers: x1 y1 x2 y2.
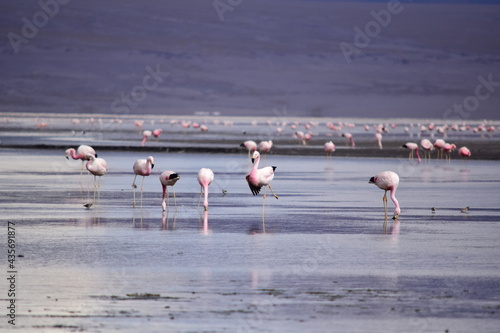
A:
141 130 152 146
85 153 108 207
324 141 335 158
420 139 434 161
134 120 144 133
303 132 313 145
458 146 471 159
152 129 162 141
258 140 273 156
132 156 155 207
200 124 209 132
197 168 214 211
434 139 446 159
375 133 383 149
342 133 355 147
65 145 97 182
442 143 456 162
402 142 421 163
369 171 400 219
160 171 180 211
246 151 278 229
240 140 257 159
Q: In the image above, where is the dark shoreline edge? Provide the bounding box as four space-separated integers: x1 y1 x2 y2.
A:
2 141 499 160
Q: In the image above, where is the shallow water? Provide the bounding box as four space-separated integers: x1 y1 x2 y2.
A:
1 148 500 332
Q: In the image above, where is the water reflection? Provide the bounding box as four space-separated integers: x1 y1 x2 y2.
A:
383 218 400 236
161 210 177 230
199 210 211 235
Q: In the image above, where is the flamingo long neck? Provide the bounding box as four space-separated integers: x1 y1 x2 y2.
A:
69 149 80 159
390 188 400 215
350 137 355 147
252 155 260 173
161 185 166 210
203 184 209 209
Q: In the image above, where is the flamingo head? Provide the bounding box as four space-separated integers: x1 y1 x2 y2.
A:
147 156 155 169
65 148 72 159
393 207 401 220
369 176 377 184
85 153 95 161
251 151 260 164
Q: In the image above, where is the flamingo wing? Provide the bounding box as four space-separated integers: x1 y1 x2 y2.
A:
246 175 262 196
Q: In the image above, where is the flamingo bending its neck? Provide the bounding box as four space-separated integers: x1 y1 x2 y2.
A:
369 171 400 219
65 145 97 182
132 156 155 207
197 168 214 211
402 142 421 164
160 171 180 211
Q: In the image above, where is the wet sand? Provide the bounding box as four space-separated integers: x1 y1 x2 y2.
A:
1 147 500 332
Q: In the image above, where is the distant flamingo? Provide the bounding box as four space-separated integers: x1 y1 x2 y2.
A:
458 146 471 160
246 151 278 230
141 130 152 146
420 139 434 161
442 143 456 162
197 168 215 211
132 156 155 207
303 132 313 145
65 145 97 182
375 133 383 149
240 140 257 159
434 139 446 159
369 171 400 219
402 142 421 164
258 140 273 157
152 129 162 141
85 154 108 207
342 133 355 147
160 171 180 211
324 141 335 158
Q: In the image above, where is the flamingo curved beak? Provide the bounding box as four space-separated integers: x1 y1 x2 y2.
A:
151 163 155 169
251 158 255 164
392 214 399 220
368 177 375 183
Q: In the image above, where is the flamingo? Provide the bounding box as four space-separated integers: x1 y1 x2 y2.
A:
240 140 257 159
197 168 214 211
442 143 456 162
434 139 446 159
132 156 155 207
458 146 471 160
160 171 180 211
246 151 278 229
85 153 108 207
342 133 355 147
369 171 400 219
402 142 421 164
152 129 162 141
420 139 434 161
65 145 97 183
141 130 152 146
375 133 383 149
258 140 273 157
324 141 335 158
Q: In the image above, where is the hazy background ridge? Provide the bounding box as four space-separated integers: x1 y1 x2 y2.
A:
1 0 499 119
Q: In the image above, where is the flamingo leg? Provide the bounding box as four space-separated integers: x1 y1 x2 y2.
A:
132 174 138 207
79 160 84 185
98 176 102 206
382 190 388 218
140 176 145 207
173 187 178 210
93 175 97 204
267 184 279 199
262 187 267 233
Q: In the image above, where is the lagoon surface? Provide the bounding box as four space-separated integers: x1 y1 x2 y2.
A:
1 148 500 332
